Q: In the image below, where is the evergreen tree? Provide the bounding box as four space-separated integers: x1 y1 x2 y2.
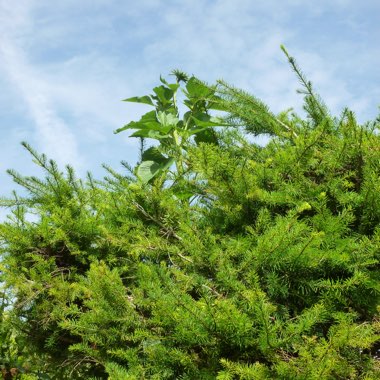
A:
0 50 379 379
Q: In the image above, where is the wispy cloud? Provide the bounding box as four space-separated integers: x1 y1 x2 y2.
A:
0 0 379 188
0 0 83 168
136 0 379 120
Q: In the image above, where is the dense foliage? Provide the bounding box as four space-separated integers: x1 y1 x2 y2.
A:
1 50 380 379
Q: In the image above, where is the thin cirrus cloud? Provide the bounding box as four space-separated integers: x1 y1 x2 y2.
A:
0 0 379 206
0 1 82 169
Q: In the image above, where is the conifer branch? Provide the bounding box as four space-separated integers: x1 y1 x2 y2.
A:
281 45 330 124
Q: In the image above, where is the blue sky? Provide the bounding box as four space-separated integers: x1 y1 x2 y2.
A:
0 0 379 206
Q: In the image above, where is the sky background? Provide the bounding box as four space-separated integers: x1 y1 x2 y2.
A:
0 0 379 209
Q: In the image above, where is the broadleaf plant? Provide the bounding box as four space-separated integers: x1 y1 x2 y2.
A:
115 70 227 183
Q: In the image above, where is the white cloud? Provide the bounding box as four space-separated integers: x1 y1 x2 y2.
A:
0 0 379 188
0 0 83 168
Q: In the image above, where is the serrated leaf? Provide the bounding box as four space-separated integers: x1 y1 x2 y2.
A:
185 77 213 99
136 161 161 183
157 111 179 128
130 129 170 140
183 99 194 109
185 126 207 136
168 83 180 91
159 76 180 92
136 157 174 183
123 95 154 106
142 147 167 164
152 85 174 104
114 111 159 134
159 75 169 86
192 113 228 127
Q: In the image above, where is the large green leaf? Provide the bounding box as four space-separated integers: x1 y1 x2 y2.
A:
136 161 161 183
192 113 228 127
141 147 167 164
152 85 174 105
157 111 179 128
115 111 174 136
184 114 227 137
123 95 154 106
160 76 180 92
130 129 170 140
136 157 174 183
114 111 159 134
185 77 213 99
184 78 227 111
